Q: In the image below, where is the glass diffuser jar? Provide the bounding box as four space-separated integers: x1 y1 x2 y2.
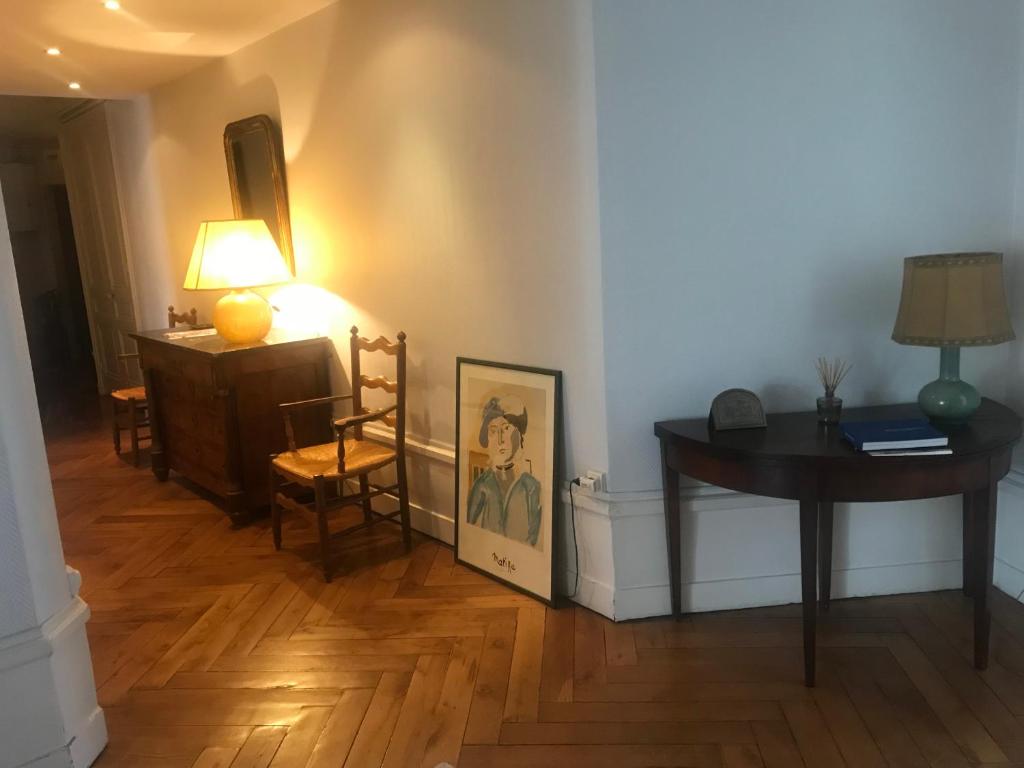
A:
817 394 842 425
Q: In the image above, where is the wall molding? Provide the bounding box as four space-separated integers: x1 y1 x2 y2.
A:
0 597 90 673
1003 466 1024 492
352 430 617 617
563 481 791 519
21 706 106 768
362 424 455 465
355 433 1024 622
409 500 454 545
561 569 615 618
564 471 1024 620
614 558 966 619
1 596 106 767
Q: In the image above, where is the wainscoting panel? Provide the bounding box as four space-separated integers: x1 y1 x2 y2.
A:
364 426 616 617
569 468 1024 621
363 423 1024 623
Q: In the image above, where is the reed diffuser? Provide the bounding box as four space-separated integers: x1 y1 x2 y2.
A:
815 357 851 424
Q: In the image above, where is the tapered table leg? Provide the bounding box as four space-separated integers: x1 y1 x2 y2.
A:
819 501 833 611
661 440 682 619
963 493 974 597
799 496 818 686
973 480 997 669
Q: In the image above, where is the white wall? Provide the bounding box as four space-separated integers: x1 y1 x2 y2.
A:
595 0 1021 492
108 0 1024 620
589 0 1024 617
1009 2 1024 422
109 0 613 606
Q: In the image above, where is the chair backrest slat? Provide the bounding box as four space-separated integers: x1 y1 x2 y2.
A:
349 326 407 447
356 335 402 355
360 374 398 394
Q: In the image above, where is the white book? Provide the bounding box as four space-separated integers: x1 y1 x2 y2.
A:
867 448 953 457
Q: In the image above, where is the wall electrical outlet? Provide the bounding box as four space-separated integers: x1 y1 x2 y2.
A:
584 470 605 493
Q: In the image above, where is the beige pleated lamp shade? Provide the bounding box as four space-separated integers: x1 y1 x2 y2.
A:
891 252 1015 347
184 219 291 291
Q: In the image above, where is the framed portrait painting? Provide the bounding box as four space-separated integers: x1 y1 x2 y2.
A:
455 358 562 605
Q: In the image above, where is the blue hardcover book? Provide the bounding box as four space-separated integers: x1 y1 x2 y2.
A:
841 419 948 451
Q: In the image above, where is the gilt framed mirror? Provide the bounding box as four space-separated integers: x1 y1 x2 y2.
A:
223 114 294 272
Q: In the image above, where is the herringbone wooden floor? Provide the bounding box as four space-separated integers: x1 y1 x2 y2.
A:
45 409 1024 767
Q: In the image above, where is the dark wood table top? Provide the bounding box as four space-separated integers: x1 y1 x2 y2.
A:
130 327 324 357
655 398 1021 464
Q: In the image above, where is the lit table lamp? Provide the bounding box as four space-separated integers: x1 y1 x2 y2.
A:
891 252 1014 423
184 219 292 344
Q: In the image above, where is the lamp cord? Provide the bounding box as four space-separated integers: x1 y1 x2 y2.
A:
568 478 581 599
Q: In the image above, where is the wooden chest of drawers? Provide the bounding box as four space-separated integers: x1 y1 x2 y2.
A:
131 328 332 522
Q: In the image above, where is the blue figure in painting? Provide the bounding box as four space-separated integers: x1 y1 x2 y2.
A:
467 395 542 548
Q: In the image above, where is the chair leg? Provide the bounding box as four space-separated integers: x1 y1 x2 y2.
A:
315 475 333 582
397 458 412 552
270 460 282 551
359 474 373 522
111 401 122 455
128 398 140 467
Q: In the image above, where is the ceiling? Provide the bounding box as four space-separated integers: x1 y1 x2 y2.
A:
0 0 339 98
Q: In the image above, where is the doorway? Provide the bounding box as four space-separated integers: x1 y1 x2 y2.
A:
0 95 139 429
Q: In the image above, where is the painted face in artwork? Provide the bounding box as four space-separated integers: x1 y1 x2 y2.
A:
486 416 522 467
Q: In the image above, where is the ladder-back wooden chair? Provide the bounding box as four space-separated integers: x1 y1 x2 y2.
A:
270 326 411 581
110 306 197 465
110 353 149 466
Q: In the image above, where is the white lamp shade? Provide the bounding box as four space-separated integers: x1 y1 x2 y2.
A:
184 219 292 291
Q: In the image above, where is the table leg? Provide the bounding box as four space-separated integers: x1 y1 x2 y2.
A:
819 501 833 611
799 496 818 687
973 481 997 669
661 440 682 619
962 493 974 597
225 491 249 527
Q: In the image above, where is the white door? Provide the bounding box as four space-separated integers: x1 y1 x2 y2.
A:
59 103 138 393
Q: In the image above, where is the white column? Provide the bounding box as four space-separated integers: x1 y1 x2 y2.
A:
0 183 106 766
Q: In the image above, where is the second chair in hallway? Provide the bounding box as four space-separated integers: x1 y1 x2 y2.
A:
269 326 411 581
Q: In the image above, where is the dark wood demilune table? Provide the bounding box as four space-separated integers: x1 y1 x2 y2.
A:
131 328 332 523
655 399 1021 686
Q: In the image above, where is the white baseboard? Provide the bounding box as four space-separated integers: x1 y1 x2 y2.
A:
612 558 965 620
68 706 107 768
2 598 106 768
21 748 76 768
408 501 454 545
352 434 619 618
22 707 106 768
363 432 1024 623
995 557 1024 602
570 470 1024 621
560 569 615 617
996 473 1024 603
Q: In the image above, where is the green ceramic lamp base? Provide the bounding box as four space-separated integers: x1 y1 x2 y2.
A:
918 346 980 424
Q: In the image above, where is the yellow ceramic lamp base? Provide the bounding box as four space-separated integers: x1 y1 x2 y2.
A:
213 289 273 344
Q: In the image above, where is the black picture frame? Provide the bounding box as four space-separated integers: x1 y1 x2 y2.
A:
454 357 563 606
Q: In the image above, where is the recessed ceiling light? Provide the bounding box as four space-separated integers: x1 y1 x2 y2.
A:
103 0 121 9
46 47 61 56
68 82 81 90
